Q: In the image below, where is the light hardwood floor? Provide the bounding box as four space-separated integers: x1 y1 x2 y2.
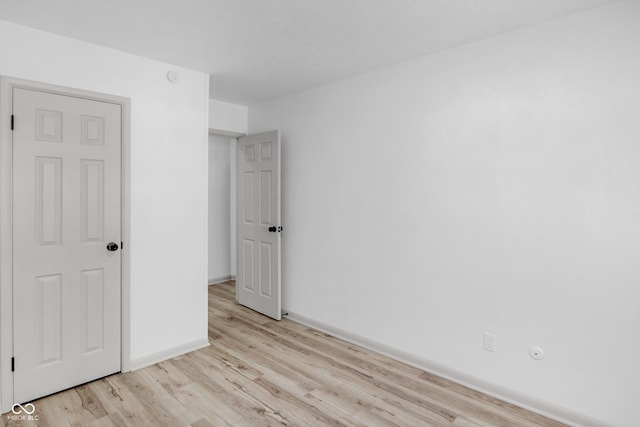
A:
3 281 566 427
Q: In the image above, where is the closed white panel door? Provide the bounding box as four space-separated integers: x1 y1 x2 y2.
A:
237 131 281 320
12 88 121 403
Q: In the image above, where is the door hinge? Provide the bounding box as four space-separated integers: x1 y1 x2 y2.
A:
10 115 14 131
11 357 14 372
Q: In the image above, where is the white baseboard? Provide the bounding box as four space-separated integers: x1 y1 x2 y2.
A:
283 310 613 427
208 275 233 285
129 338 210 371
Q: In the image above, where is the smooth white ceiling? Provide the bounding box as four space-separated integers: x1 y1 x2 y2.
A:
0 0 619 104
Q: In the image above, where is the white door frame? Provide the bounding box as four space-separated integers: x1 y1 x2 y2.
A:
0 77 131 412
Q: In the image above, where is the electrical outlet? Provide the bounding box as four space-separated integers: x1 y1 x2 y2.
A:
483 333 496 352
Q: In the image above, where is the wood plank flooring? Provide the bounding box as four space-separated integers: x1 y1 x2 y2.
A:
3 281 567 426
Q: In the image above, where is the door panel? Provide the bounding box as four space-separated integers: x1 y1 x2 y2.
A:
35 157 63 245
35 274 63 365
81 160 105 242
81 268 105 353
12 88 121 403
237 131 281 320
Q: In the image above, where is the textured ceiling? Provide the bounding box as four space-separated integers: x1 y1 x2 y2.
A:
0 0 619 104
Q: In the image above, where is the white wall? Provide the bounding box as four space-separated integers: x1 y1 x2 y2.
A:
0 21 210 364
209 99 248 135
208 135 231 282
248 2 640 426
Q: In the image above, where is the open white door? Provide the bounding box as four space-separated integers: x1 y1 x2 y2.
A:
237 130 281 320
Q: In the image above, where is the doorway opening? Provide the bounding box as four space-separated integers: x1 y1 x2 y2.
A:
207 130 282 320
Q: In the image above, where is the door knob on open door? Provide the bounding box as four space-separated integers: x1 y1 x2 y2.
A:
268 226 277 232
106 242 119 252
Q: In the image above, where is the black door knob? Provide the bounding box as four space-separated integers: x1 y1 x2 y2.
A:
106 242 119 252
268 226 277 232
